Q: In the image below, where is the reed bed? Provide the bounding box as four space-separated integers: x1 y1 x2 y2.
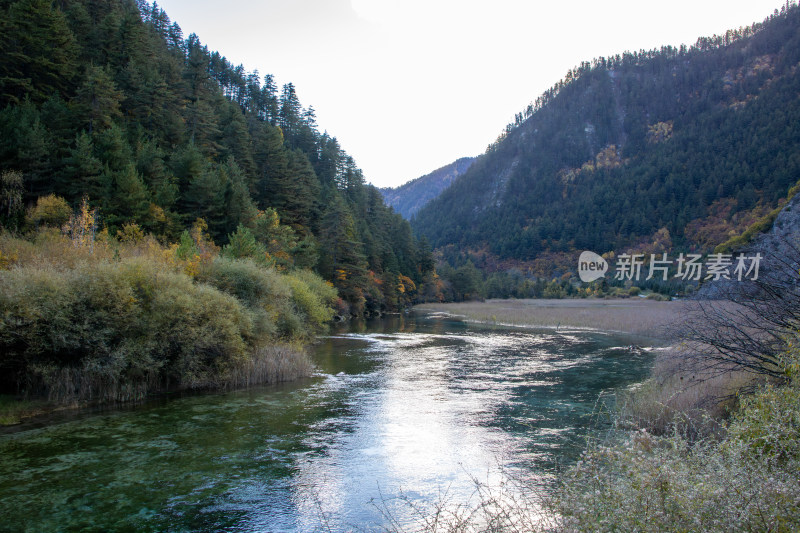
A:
223 345 313 389
416 298 691 339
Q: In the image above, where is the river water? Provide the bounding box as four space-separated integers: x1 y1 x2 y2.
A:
0 312 655 532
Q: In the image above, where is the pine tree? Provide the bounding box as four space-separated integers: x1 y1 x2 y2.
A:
0 170 24 229
278 82 302 146
66 132 104 202
276 149 320 231
183 165 227 240
0 0 79 105
183 34 221 156
220 156 258 235
221 223 266 263
73 65 123 134
250 120 289 207
0 102 54 199
94 123 132 172
105 162 150 230
219 100 256 181
318 192 368 310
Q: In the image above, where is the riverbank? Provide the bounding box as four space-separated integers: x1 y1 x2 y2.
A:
0 227 336 426
415 298 687 340
416 298 753 420
412 301 799 531
0 396 53 425
0 344 315 427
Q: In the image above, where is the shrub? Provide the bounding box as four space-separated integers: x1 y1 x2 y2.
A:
285 269 337 333
26 194 71 228
196 258 293 341
646 292 669 301
0 258 254 401
555 352 800 532
0 230 334 406
197 257 290 310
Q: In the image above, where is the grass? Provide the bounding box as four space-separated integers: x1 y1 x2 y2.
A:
612 345 762 438
556 375 800 532
416 298 689 339
223 344 313 389
0 346 312 427
0 395 52 425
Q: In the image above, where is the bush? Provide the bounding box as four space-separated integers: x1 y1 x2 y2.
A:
197 257 290 309
197 263 338 339
196 257 292 341
0 258 255 401
0 230 337 407
555 352 800 532
286 269 337 333
26 194 71 228
646 292 669 301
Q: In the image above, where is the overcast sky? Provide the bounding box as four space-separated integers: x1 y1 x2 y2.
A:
155 0 784 188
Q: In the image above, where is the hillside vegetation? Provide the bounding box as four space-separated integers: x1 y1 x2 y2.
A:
0 0 433 317
413 5 800 271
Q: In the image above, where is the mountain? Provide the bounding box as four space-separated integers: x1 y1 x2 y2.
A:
412 5 800 275
0 0 433 316
380 157 475 219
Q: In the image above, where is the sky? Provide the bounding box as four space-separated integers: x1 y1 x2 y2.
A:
155 0 786 188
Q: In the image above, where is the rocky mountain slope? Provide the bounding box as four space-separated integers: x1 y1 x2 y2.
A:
380 157 475 219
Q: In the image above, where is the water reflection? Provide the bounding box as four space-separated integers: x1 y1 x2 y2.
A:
0 311 654 532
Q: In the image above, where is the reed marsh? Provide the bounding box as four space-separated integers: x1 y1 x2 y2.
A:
416 298 688 339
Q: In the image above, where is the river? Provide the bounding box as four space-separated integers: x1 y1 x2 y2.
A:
0 311 655 532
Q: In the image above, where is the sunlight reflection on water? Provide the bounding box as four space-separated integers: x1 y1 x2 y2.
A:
0 312 655 532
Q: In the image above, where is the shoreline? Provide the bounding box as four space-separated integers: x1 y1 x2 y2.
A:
0 344 314 428
415 298 687 341
4 300 682 427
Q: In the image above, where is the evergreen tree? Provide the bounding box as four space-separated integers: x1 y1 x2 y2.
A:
183 164 227 240
318 192 369 312
0 0 78 105
0 0 439 315
105 162 150 229
73 64 123 134
66 132 104 201
0 101 54 198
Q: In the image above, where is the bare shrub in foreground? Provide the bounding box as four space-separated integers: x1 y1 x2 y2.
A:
613 346 760 440
369 472 556 533
674 239 800 382
556 370 800 532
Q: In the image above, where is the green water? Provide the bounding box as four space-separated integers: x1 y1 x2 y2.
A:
0 312 656 532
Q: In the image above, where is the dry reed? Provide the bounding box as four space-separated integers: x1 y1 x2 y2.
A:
416 298 690 339
223 345 313 389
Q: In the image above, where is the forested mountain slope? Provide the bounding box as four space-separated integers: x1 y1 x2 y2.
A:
0 0 432 315
412 4 800 266
380 157 475 219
